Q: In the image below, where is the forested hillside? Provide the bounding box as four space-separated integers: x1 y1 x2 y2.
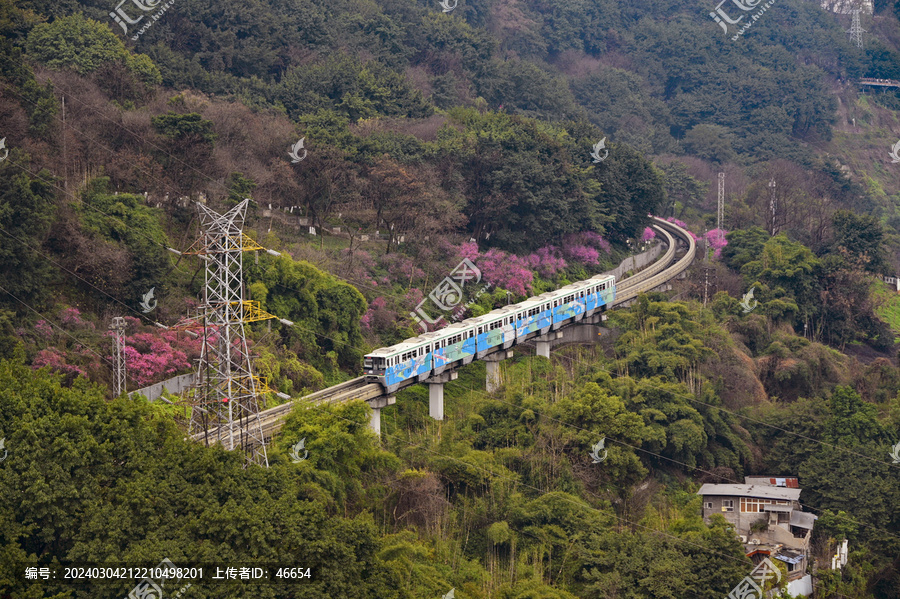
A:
1 0 900 596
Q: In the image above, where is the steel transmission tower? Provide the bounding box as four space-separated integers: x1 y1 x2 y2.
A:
848 7 865 49
179 199 291 468
110 317 127 397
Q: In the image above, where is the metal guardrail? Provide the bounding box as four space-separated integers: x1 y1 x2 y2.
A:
194 217 697 444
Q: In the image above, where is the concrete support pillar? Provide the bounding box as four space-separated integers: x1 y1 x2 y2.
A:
429 383 444 421
485 360 501 392
534 332 561 359
366 395 395 437
484 350 513 393
369 406 381 436
425 372 457 421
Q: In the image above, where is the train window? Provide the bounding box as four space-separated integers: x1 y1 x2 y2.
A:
477 327 483 334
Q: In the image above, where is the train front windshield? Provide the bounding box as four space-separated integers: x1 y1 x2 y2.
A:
365 357 385 375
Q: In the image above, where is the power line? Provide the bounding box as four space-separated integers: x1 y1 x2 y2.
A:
449 359 900 545
0 283 113 368
283 397 856 599
7 154 895 474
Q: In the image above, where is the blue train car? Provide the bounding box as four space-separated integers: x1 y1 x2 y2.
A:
364 274 615 393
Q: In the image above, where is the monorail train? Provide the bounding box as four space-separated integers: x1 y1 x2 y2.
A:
364 273 616 393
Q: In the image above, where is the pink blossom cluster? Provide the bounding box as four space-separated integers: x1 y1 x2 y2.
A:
340 249 380 288
665 217 699 241
641 227 656 243
378 253 425 285
705 229 728 258
472 248 533 296
526 247 568 278
120 330 198 387
458 241 479 261
573 231 612 254
59 307 94 330
361 296 397 332
33 347 88 379
562 244 600 265
34 320 53 339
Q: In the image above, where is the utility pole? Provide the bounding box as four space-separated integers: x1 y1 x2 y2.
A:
768 178 777 236
110 317 126 397
62 96 68 200
717 172 725 234
703 266 709 307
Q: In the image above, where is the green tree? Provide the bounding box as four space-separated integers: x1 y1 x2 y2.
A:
721 227 770 273
25 13 160 85
829 209 886 273
0 169 57 309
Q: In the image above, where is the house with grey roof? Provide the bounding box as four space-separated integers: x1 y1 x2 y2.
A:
697 476 817 588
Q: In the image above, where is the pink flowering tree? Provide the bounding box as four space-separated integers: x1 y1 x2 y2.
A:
119 330 200 388
576 231 612 254
562 244 600 265
641 227 656 243
705 229 728 258
339 248 379 289
472 248 533 296
360 296 398 334
378 253 425 286
526 247 567 278
33 347 89 383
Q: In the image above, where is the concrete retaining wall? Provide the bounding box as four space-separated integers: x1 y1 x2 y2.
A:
604 242 664 280
129 373 195 402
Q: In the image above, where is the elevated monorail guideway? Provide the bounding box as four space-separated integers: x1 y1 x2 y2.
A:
191 216 696 447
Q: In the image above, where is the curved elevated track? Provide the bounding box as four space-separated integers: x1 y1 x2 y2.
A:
192 216 696 445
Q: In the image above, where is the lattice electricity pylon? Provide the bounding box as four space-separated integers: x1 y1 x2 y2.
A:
848 8 865 49
110 317 127 397
175 199 291 468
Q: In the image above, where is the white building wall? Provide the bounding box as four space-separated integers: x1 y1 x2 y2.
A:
787 574 813 597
